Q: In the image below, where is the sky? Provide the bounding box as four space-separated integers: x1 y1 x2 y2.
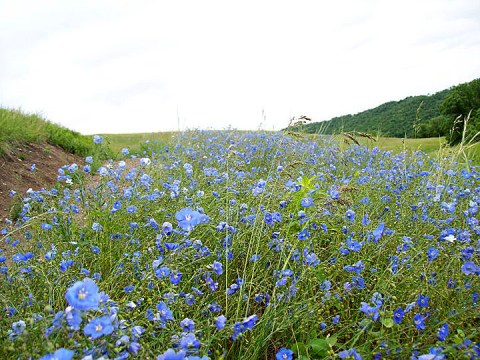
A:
1 0 479 134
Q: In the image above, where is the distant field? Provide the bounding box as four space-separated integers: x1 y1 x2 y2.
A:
334 135 446 155
102 132 175 155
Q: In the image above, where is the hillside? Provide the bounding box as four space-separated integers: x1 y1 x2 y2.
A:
0 108 112 220
292 88 450 137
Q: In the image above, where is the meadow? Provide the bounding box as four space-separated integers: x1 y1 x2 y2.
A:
0 128 479 360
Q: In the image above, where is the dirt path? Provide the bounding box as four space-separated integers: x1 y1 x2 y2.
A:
0 143 83 222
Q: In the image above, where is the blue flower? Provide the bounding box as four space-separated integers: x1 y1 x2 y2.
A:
414 313 425 331
215 315 227 330
65 278 100 311
212 261 223 275
462 261 478 275
156 302 174 323
169 271 182 285
438 323 449 341
345 209 356 223
362 214 371 226
298 228 310 240
393 308 404 324
372 222 384 242
301 197 313 208
157 349 186 360
179 333 201 350
92 222 103 232
83 315 114 339
93 135 103 144
155 266 171 279
162 222 173 234
427 247 439 262
351 276 365 289
276 347 293 360
339 348 362 359
180 318 195 332
175 208 203 232
65 307 82 330
417 294 429 308
232 314 258 340
10 320 26 336
40 348 74 360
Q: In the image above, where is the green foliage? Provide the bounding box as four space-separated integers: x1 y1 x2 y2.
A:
441 79 480 145
416 115 450 138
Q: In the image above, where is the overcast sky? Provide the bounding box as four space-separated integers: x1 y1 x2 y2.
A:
1 0 479 134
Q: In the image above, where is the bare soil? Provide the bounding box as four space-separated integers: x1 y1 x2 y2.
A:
0 143 83 222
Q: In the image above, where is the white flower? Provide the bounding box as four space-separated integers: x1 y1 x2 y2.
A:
444 234 456 243
140 157 151 166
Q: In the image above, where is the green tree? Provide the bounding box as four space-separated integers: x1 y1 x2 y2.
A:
441 78 480 145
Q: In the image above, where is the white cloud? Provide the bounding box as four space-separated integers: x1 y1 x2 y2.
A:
1 0 479 134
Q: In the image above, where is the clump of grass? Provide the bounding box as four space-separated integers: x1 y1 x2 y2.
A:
0 129 479 359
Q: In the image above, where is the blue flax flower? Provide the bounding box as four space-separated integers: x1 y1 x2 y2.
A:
276 348 293 360
40 348 74 360
438 323 449 341
417 294 429 308
157 349 186 360
175 208 203 231
231 314 258 341
212 261 223 275
215 315 227 330
339 348 362 359
84 315 114 339
462 261 478 275
301 197 313 208
345 209 356 223
393 308 404 324
180 318 195 332
414 313 425 331
65 278 100 311
180 333 201 350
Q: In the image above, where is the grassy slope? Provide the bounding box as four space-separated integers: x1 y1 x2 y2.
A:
0 108 107 157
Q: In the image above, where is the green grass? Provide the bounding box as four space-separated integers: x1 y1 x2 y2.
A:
0 108 111 158
103 132 175 156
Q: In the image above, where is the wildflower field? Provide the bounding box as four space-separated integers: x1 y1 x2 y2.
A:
1 130 479 359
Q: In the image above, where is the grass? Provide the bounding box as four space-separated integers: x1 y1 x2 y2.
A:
1 129 479 359
103 132 175 157
0 108 111 158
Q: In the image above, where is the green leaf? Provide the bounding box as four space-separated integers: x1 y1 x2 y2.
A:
309 338 329 355
381 318 394 328
326 335 337 346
